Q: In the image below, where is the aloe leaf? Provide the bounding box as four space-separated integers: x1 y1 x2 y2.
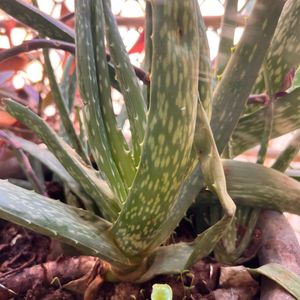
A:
232 88 300 156
138 243 194 282
141 221 238 282
60 55 76 112
144 2 153 81
91 0 136 189
256 62 275 164
0 130 46 195
196 2 213 118
215 60 275 264
211 0 285 153
3 132 96 212
152 146 300 253
112 0 199 257
2 99 120 220
143 2 152 108
0 180 132 270
253 0 300 94
0 0 74 42
43 49 89 164
187 215 234 267
75 0 127 202
248 263 300 299
192 99 236 263
146 4 213 252
215 0 238 77
272 130 300 171
214 206 260 264
197 160 300 215
102 0 146 165
194 101 236 216
145 161 203 253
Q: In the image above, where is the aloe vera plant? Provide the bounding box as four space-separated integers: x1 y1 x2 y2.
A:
0 0 300 294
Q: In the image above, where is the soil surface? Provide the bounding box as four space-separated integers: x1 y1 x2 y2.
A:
0 220 261 300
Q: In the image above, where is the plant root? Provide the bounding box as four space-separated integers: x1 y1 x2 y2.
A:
0 256 98 298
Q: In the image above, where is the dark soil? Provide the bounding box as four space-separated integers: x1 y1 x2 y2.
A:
0 219 261 300
0 220 50 275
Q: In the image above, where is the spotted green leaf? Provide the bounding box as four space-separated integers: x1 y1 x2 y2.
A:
0 0 74 42
2 99 119 220
198 160 300 216
232 88 300 156
272 129 300 171
211 0 285 154
60 55 76 112
248 263 300 299
93 0 136 190
0 180 132 270
196 1 212 117
253 0 300 94
43 49 89 164
3 132 96 212
111 0 199 257
75 0 129 203
215 0 238 78
102 0 146 165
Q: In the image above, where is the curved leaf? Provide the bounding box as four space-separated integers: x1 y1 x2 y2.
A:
75 0 128 203
197 160 300 216
248 263 300 299
0 0 75 42
211 0 285 153
232 88 300 155
2 99 119 220
253 0 300 94
0 180 132 270
3 132 96 212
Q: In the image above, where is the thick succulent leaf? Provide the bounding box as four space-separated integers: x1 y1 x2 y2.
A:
60 55 76 112
102 0 146 164
43 49 89 164
232 88 300 156
138 243 194 282
75 0 127 203
211 0 285 153
0 180 133 270
253 0 300 94
144 2 153 81
112 0 199 257
3 132 96 212
145 161 203 253
186 214 234 267
214 206 260 264
143 2 153 108
139 216 240 282
215 0 238 77
194 101 235 216
2 99 120 220
248 263 300 299
198 160 300 215
272 129 300 171
0 0 74 42
91 0 136 189
196 2 213 117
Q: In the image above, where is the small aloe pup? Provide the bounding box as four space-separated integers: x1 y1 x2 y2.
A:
1 0 300 296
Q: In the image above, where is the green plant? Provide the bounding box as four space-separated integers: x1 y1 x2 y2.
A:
0 0 300 294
